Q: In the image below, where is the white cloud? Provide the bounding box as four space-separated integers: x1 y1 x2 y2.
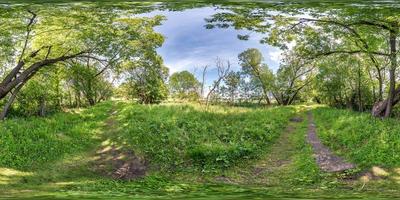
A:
139 7 284 85
269 50 283 63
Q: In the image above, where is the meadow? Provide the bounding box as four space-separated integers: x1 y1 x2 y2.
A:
1 101 400 199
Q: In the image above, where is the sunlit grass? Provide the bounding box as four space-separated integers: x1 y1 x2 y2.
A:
0 168 33 185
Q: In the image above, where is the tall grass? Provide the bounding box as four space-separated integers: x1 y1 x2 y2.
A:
115 103 295 171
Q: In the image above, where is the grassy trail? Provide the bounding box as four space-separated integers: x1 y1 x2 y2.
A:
239 117 303 185
223 107 322 189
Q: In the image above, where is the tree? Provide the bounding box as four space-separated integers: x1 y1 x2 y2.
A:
169 70 200 101
67 61 113 106
0 5 166 117
224 71 241 103
272 50 315 105
205 58 231 107
238 48 273 104
206 4 400 117
200 65 208 100
123 54 169 104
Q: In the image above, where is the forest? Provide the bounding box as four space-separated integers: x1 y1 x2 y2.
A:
1 0 400 199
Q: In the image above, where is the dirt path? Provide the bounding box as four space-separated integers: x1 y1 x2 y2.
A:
92 105 147 180
306 112 355 172
224 116 303 185
251 122 298 185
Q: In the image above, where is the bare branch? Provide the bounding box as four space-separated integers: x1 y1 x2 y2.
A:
18 10 37 63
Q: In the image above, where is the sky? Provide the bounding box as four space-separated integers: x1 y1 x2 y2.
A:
139 7 282 87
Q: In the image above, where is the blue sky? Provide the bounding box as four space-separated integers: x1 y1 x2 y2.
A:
140 7 282 86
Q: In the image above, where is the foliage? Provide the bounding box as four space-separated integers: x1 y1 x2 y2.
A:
205 2 400 116
272 50 315 105
169 70 200 101
119 45 169 104
67 62 114 106
238 48 274 104
314 55 375 110
0 3 167 118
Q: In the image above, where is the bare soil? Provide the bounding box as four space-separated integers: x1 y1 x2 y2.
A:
94 146 147 180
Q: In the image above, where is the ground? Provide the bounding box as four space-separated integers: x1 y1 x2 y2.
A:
0 101 400 199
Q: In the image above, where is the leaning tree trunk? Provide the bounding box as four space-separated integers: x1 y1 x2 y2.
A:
258 79 271 105
263 86 271 105
0 51 88 101
0 83 25 120
372 86 400 117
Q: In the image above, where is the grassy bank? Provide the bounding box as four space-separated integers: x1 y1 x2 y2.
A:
0 102 113 170
312 106 400 168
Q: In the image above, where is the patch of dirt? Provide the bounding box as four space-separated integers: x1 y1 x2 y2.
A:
306 112 356 173
290 117 303 123
92 107 147 180
94 145 148 180
214 175 233 183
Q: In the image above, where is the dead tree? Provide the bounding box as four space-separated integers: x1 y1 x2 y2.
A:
199 65 208 104
205 58 231 107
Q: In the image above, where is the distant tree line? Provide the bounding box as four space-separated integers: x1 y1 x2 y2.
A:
3 2 400 119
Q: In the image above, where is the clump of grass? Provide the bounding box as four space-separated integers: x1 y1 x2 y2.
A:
115 103 295 171
312 107 400 168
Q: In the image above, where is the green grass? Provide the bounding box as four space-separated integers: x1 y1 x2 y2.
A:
0 101 113 170
312 106 400 168
113 102 295 171
1 102 400 199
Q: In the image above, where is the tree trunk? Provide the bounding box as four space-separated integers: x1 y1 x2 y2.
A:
357 62 363 112
377 69 384 101
38 97 46 117
0 51 88 101
0 83 24 120
87 97 95 106
372 27 398 118
384 30 397 118
258 78 271 105
262 88 271 105
372 86 400 117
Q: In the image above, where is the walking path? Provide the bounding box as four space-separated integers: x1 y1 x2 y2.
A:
93 105 147 180
306 112 355 172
